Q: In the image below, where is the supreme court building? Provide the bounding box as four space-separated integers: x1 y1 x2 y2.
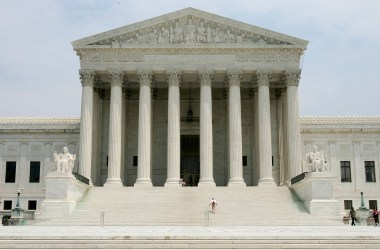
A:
74 7 305 188
1 8 380 218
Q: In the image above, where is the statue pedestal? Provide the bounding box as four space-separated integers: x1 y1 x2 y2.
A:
291 172 340 217
37 172 89 220
356 208 370 226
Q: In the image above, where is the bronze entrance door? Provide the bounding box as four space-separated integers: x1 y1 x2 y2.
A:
180 135 200 186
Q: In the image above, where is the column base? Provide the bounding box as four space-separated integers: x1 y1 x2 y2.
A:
134 178 153 187
228 178 246 187
164 178 181 187
104 178 123 188
258 178 276 187
198 179 216 187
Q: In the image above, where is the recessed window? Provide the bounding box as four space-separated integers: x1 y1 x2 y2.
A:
133 156 138 167
3 200 12 210
344 200 353 210
242 156 247 166
29 161 40 183
5 162 16 183
369 200 378 210
340 161 351 182
365 161 376 182
28 200 37 210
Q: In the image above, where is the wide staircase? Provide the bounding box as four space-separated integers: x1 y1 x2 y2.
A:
36 186 342 226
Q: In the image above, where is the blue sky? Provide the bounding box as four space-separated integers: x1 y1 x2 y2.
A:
0 0 379 117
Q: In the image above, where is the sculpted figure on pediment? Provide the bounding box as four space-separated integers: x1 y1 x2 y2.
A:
170 21 183 44
224 29 235 43
158 26 170 44
146 29 158 44
184 18 197 44
111 39 120 48
196 21 207 43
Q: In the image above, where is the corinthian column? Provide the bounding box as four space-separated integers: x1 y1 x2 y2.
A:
79 70 95 183
256 70 275 186
227 71 246 187
198 70 216 187
283 70 302 180
135 71 153 187
105 70 124 187
165 71 182 187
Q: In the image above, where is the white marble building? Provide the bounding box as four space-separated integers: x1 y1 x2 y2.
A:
0 8 379 217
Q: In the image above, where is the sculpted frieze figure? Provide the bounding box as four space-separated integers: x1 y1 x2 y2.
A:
90 16 291 46
306 146 327 172
184 18 197 44
53 147 76 175
158 26 170 44
170 21 183 44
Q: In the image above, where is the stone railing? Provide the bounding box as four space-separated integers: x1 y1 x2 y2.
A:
290 172 308 185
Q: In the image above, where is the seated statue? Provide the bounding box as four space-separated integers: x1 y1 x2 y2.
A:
306 146 327 172
53 147 76 175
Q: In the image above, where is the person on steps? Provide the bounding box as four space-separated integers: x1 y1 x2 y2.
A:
349 207 356 226
209 198 217 213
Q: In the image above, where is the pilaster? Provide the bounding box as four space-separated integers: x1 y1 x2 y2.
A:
165 70 182 187
135 70 153 187
104 70 124 188
42 142 53 190
19 142 29 190
352 140 362 191
198 70 216 187
227 70 246 187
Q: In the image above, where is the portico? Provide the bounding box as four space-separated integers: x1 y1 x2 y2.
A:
73 8 307 187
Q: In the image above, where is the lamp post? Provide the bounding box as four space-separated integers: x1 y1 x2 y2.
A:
360 189 366 209
16 189 20 209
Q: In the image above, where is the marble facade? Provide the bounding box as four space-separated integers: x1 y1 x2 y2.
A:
0 8 379 217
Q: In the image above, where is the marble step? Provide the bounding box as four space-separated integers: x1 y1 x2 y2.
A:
1 237 379 249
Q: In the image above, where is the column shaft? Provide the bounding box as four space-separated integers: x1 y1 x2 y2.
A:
78 70 95 183
199 71 215 187
257 71 275 186
227 71 246 187
165 71 181 187
284 70 302 180
135 71 153 187
105 71 124 187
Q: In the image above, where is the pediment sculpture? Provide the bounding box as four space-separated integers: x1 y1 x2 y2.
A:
52 147 76 175
89 15 292 47
305 146 327 172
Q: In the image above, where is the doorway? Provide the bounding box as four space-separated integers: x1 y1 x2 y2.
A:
180 135 200 186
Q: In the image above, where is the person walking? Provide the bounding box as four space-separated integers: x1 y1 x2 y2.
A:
209 198 217 213
349 207 356 226
372 208 379 227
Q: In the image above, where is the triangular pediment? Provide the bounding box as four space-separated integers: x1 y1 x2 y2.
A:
72 7 308 49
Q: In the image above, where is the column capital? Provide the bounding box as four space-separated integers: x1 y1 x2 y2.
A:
137 70 153 87
281 70 301 86
109 70 124 87
166 70 182 87
198 70 214 86
226 70 242 86
79 70 96 87
255 70 272 87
